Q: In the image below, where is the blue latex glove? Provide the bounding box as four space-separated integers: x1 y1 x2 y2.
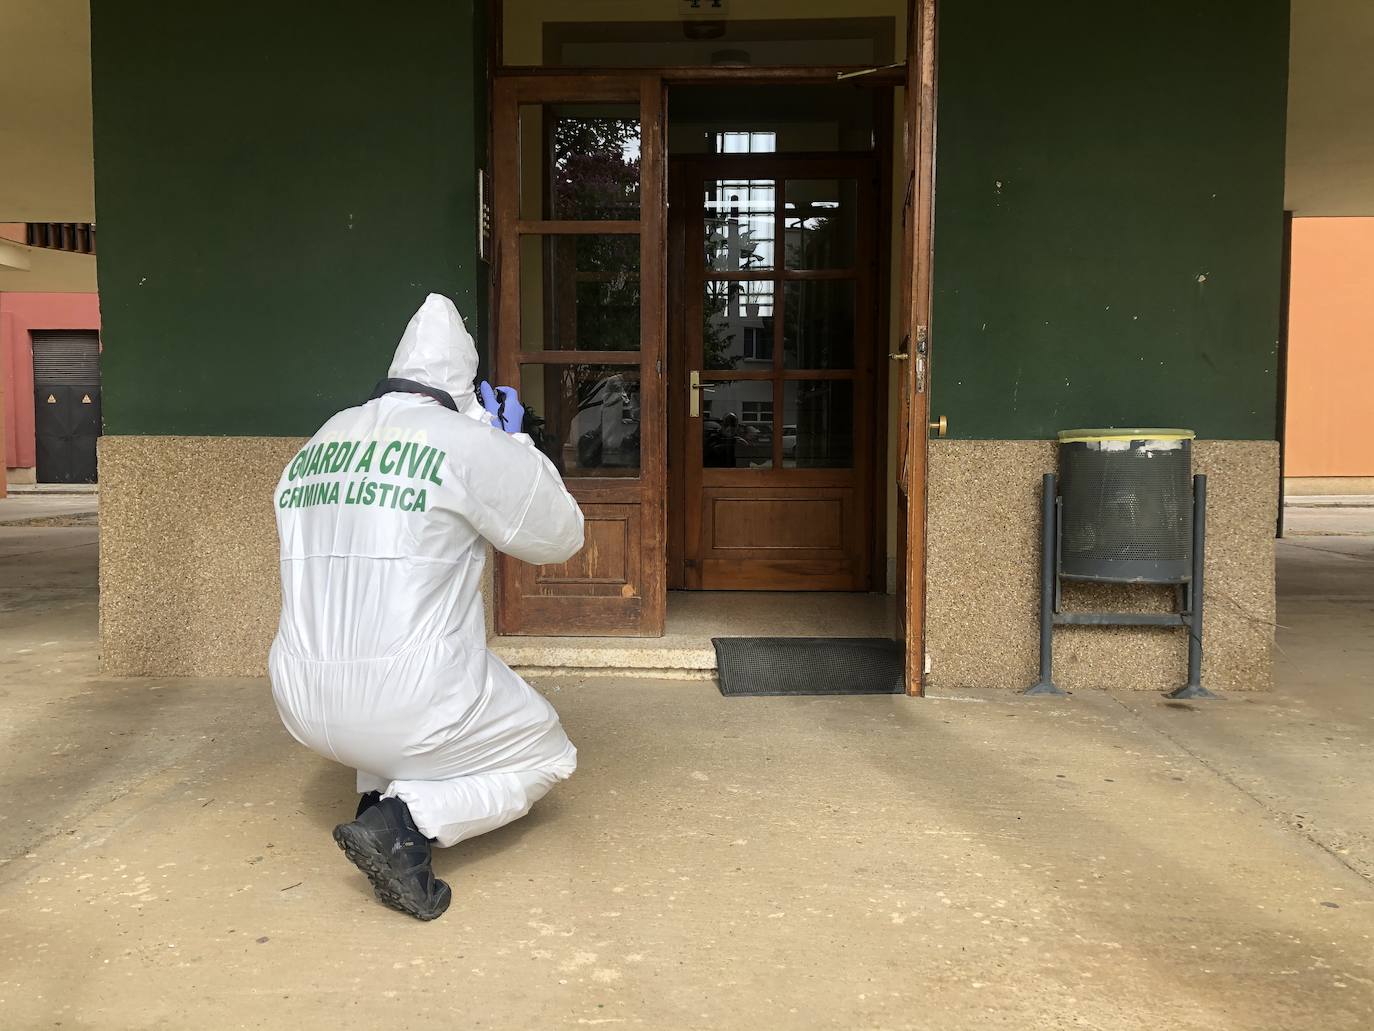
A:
479 381 525 434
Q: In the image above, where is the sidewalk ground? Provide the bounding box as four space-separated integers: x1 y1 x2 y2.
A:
0 508 1370 1029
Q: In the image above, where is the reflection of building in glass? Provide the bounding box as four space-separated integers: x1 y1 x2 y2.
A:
701 381 773 469
698 136 854 473
700 379 852 470
705 179 775 272
740 399 772 436
715 131 776 154
703 278 775 372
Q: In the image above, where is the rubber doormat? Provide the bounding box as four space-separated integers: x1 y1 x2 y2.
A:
712 637 904 696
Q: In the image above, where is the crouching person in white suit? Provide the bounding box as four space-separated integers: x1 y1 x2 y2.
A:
269 293 584 920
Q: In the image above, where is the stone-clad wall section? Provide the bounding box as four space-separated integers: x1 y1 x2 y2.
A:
926 440 1277 692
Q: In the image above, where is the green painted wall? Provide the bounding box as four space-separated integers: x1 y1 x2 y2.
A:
932 1 1290 440
92 1 488 436
93 2 1287 442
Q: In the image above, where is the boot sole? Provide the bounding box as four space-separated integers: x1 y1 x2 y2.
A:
332 821 451 921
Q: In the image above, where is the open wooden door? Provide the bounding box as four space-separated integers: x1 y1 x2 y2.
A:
493 74 667 636
895 0 938 694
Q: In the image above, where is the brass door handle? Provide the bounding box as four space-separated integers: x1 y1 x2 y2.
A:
929 415 948 437
889 352 910 360
689 370 701 418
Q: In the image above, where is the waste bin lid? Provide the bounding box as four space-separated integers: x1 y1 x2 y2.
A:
1058 428 1195 443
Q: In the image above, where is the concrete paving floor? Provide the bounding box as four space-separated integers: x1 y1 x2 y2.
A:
0 492 99 526
0 513 1371 1029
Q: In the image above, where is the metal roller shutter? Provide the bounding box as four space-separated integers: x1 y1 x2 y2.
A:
31 330 101 386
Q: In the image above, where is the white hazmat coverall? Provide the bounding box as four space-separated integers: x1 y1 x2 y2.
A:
269 294 584 847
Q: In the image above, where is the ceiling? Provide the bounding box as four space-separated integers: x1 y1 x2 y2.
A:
0 0 94 223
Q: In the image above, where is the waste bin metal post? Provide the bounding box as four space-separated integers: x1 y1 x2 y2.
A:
1024 429 1212 698
1169 474 1212 699
1025 472 1064 695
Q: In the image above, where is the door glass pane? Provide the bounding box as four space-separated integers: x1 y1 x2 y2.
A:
519 104 641 220
520 235 640 352
701 381 774 469
705 179 776 271
519 364 641 478
783 381 853 468
784 179 858 269
783 281 855 370
703 280 775 371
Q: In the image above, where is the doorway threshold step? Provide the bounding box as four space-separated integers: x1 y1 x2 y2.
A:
491 593 896 679
490 635 718 680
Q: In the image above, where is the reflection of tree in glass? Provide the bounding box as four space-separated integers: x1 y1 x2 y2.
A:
701 211 770 371
566 236 639 351
706 218 765 271
552 117 640 220
547 118 641 353
536 116 643 459
786 205 842 266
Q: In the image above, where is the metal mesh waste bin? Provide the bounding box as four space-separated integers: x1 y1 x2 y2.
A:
1057 428 1195 584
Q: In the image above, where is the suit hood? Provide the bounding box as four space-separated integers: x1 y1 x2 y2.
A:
387 294 486 419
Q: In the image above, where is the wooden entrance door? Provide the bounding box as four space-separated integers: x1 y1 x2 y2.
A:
493 74 667 636
896 0 939 693
679 155 879 591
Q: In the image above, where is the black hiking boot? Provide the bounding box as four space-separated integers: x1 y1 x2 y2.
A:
332 796 452 921
355 790 382 818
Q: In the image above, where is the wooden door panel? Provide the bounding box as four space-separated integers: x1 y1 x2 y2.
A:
531 505 638 589
698 486 864 590
701 560 861 592
710 495 846 552
504 504 647 634
706 490 849 554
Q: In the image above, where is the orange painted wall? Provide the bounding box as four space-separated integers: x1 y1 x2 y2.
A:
1285 217 1374 477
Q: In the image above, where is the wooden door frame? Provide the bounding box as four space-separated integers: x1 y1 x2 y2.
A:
667 150 887 592
485 7 937 663
897 0 938 695
1275 209 1292 540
